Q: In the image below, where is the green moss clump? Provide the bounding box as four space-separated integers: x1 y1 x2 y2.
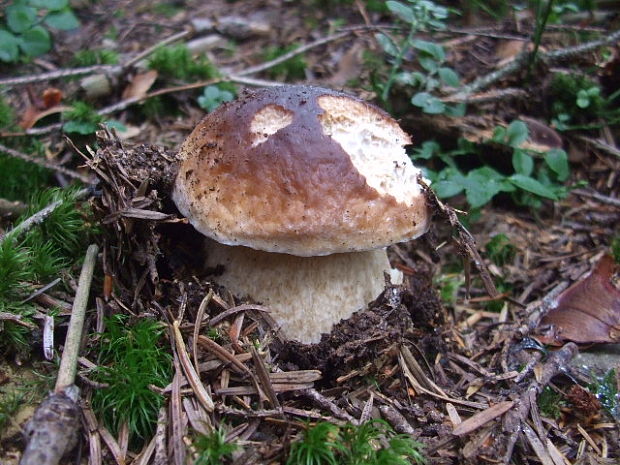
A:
148 44 220 81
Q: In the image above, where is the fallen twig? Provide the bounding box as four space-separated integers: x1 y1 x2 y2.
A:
448 28 620 100
572 188 620 208
501 343 579 463
56 244 100 391
0 64 118 87
236 31 350 76
20 244 99 465
0 30 190 88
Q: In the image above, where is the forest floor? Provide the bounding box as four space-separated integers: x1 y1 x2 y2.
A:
0 1 619 464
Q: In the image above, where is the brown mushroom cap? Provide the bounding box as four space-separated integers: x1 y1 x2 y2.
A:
173 85 429 256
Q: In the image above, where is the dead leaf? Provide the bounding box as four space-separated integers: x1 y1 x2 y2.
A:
538 255 620 345
325 42 364 87
121 70 158 100
19 105 72 130
495 40 528 61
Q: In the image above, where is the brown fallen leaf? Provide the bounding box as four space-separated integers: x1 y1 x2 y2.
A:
538 255 620 345
121 70 158 100
19 105 72 130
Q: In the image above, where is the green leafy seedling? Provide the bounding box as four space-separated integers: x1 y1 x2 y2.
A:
198 85 235 113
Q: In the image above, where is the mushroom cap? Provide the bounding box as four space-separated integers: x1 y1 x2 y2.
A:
173 85 429 256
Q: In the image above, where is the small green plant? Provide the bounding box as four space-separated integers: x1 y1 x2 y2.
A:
374 0 454 112
263 44 307 81
538 386 564 420
71 48 119 66
197 85 236 113
63 101 103 134
62 102 125 135
414 120 575 211
91 316 172 443
287 419 425 465
194 427 238 465
549 73 620 130
148 44 220 81
485 234 516 267
588 369 619 419
403 40 464 116
287 421 342 465
0 0 80 63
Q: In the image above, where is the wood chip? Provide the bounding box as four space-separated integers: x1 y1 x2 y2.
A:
522 422 556 465
577 423 602 455
251 345 281 410
99 426 126 465
446 403 462 426
452 401 514 436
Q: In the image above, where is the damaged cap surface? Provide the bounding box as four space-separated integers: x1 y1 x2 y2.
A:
173 85 429 256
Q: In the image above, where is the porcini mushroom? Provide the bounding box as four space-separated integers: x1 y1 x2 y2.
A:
173 85 429 343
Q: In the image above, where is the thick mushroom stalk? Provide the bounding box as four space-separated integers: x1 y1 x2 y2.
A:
206 240 401 343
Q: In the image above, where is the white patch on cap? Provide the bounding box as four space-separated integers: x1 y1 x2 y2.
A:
317 95 423 205
250 104 294 147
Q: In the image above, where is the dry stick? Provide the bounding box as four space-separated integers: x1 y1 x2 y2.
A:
0 64 118 86
576 135 620 160
572 188 620 208
501 343 579 464
122 29 190 69
449 28 620 100
20 244 99 465
236 31 350 76
0 30 190 87
56 244 99 390
0 142 93 183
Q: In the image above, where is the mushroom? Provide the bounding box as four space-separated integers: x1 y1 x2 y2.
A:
173 85 430 343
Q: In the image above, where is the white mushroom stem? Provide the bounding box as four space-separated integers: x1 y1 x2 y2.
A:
205 240 402 344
